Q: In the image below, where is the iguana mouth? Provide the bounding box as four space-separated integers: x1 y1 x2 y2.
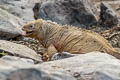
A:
22 27 34 36
26 31 33 34
24 31 34 36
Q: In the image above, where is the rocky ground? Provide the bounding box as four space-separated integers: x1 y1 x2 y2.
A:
14 0 120 55
0 0 120 80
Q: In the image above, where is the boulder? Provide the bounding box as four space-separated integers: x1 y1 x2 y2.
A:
0 56 35 80
100 2 118 27
7 68 75 80
0 55 34 68
37 52 120 80
0 52 120 80
0 56 75 80
0 40 42 63
33 0 98 27
0 8 24 40
0 0 38 22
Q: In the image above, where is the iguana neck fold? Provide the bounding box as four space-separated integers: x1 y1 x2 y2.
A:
34 20 61 48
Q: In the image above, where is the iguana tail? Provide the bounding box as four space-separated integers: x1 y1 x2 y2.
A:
104 46 120 59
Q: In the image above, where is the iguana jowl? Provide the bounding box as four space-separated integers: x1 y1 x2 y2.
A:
22 19 120 61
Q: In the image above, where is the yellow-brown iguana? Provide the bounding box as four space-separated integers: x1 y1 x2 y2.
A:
22 19 120 61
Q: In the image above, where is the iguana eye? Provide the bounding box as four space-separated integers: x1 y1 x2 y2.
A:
30 24 34 28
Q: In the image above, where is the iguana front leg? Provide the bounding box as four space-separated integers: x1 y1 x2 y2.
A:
42 44 58 61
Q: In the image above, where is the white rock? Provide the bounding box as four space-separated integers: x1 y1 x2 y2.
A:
37 52 120 80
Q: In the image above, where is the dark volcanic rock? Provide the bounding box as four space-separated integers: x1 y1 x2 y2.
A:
33 0 98 27
100 2 118 27
51 52 77 61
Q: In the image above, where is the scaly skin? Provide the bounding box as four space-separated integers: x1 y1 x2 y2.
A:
22 19 120 61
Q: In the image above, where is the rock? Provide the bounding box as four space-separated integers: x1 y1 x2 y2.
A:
0 40 42 63
37 52 120 80
100 2 118 27
0 8 24 40
0 56 75 80
0 55 35 80
0 56 34 68
51 52 77 61
1 55 34 64
7 68 75 80
92 0 119 2
0 56 35 80
0 0 38 22
33 0 98 27
0 52 120 80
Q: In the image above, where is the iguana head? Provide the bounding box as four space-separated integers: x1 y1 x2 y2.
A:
22 19 43 37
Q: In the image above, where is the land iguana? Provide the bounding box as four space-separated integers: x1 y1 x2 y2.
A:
22 19 120 61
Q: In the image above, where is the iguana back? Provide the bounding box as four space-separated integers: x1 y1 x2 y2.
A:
22 19 120 60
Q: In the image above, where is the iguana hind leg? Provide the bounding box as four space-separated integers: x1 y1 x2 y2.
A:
42 44 58 61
